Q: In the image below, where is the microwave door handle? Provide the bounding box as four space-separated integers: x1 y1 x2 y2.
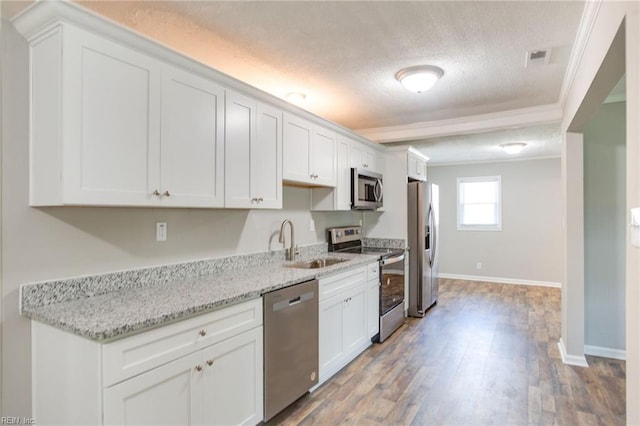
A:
374 179 383 202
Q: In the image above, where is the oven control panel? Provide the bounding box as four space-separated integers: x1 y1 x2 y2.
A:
327 226 362 245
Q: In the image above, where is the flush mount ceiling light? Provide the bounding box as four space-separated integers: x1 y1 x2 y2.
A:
286 92 306 104
395 65 444 93
499 142 527 154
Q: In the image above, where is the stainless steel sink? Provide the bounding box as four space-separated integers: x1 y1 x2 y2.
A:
286 257 348 269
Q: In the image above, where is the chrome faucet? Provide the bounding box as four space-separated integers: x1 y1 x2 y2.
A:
279 219 299 261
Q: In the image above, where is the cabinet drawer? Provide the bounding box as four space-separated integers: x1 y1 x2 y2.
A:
103 298 262 387
319 266 366 301
367 262 380 281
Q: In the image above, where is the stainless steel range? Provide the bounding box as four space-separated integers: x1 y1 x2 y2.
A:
327 226 405 342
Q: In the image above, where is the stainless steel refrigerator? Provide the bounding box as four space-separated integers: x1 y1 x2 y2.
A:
408 181 439 317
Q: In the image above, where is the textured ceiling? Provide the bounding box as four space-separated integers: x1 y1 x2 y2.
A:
3 1 586 163
391 124 562 165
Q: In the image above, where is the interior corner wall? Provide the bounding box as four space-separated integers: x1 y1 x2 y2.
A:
583 101 626 353
0 20 360 417
427 158 562 284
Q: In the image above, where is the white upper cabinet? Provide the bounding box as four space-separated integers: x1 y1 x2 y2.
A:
32 24 163 206
407 150 428 181
310 135 351 211
18 4 380 209
351 140 384 174
253 104 283 208
283 113 336 187
28 24 225 207
311 126 338 187
350 141 376 172
161 65 225 207
225 91 282 209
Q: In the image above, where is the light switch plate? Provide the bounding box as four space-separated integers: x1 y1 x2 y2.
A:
156 222 167 242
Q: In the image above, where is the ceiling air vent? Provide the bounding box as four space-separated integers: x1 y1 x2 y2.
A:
525 49 551 68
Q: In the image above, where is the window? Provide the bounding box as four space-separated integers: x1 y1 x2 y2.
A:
457 176 502 231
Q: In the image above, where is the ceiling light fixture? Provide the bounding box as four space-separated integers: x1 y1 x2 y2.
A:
395 65 444 93
286 92 306 104
499 142 527 154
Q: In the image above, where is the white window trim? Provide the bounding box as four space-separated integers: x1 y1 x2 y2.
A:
457 176 502 231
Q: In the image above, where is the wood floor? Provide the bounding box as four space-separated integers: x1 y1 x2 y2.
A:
268 279 626 425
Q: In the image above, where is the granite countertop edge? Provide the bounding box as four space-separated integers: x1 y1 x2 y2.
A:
23 253 379 342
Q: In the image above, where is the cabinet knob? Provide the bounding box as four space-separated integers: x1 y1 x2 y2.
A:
206 359 214 366
163 191 171 197
199 329 207 337
258 197 263 202
364 164 368 168
152 190 161 197
195 365 203 372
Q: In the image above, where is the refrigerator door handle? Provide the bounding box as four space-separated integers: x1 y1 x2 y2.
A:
431 205 437 267
427 203 436 267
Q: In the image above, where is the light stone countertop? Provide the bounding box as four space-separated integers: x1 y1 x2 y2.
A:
22 252 379 342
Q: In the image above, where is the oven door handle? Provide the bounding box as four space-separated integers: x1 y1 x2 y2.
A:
382 254 405 266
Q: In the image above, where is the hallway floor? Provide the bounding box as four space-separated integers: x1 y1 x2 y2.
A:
269 279 626 425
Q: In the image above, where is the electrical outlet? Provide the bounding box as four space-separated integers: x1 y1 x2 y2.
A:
156 222 167 242
309 218 315 232
476 262 482 270
359 219 363 226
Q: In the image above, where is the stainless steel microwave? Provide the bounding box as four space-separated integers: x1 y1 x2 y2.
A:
351 168 383 210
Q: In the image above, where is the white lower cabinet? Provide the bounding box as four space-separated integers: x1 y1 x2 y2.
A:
317 263 378 385
104 352 203 426
104 328 262 426
31 298 263 426
366 262 381 339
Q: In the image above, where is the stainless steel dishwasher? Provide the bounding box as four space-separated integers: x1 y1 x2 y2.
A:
263 279 319 421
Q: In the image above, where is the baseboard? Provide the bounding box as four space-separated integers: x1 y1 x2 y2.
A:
558 338 589 367
438 273 561 288
584 345 626 360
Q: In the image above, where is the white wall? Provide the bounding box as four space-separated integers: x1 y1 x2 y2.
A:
427 158 562 285
559 1 639 422
584 101 626 353
0 21 360 417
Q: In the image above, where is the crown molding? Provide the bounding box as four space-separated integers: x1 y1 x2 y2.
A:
558 0 603 108
355 103 562 143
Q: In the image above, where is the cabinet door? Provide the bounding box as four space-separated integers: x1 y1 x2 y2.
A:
335 136 351 210
63 25 161 206
104 352 203 426
225 91 256 208
343 285 368 356
367 280 380 339
374 151 386 174
318 293 345 381
161 65 225 207
253 103 282 208
310 136 350 211
351 142 375 170
202 327 263 426
312 126 337 187
283 113 313 183
408 153 427 181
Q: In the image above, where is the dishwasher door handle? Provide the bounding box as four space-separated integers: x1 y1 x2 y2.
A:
272 291 315 312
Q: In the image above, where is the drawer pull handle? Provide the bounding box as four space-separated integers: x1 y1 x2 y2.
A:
195 365 203 372
206 359 214 366
199 329 207 337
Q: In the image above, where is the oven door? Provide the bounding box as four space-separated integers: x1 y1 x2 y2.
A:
380 253 405 315
351 168 383 210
